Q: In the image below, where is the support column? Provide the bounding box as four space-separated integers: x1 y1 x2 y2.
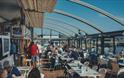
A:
74 39 75 46
30 27 34 41
90 39 91 52
50 29 52 40
81 39 82 49
59 33 60 46
84 38 87 50
113 37 116 54
76 39 78 48
41 28 43 37
101 36 104 55
96 37 98 53
41 28 43 45
68 38 70 47
79 39 81 48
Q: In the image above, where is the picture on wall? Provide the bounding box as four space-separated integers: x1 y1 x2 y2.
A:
12 26 22 36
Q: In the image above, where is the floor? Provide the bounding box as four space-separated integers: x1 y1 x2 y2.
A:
41 58 65 78
42 68 65 78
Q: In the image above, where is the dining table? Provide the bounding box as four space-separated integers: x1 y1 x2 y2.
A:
68 60 101 78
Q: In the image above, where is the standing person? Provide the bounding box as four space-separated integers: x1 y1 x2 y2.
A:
10 40 17 65
31 42 39 67
36 42 42 61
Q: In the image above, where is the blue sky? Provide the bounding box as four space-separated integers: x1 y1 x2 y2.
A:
34 0 124 36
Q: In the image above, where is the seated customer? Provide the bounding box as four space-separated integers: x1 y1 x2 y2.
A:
69 49 79 60
28 67 41 78
0 68 8 78
3 60 21 78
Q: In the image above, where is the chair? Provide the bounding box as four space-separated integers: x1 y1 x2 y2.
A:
64 65 69 78
53 56 62 70
41 73 44 78
84 61 89 66
92 65 98 71
68 71 80 78
49 57 55 71
88 66 99 78
18 66 31 78
68 69 80 78
118 68 124 75
117 68 124 78
98 68 106 78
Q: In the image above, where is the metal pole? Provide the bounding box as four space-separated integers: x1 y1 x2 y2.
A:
30 27 34 41
50 29 52 40
41 28 43 45
84 38 87 50
113 37 116 54
96 37 98 53
101 36 104 55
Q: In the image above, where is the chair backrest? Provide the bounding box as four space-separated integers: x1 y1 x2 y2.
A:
99 68 106 74
117 68 124 75
18 66 32 78
99 59 107 65
84 61 89 66
40 73 44 78
98 68 106 78
65 65 69 71
92 65 98 71
118 72 124 78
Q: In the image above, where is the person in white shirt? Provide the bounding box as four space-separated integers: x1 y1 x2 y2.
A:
36 42 42 65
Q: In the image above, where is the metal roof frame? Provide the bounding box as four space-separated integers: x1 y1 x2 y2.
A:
43 27 69 37
45 25 74 36
45 22 78 34
69 0 124 27
44 25 73 36
54 9 103 33
46 17 88 34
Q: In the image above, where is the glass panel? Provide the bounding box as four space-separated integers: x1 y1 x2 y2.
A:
115 36 124 54
104 38 114 55
54 0 124 33
45 13 99 34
